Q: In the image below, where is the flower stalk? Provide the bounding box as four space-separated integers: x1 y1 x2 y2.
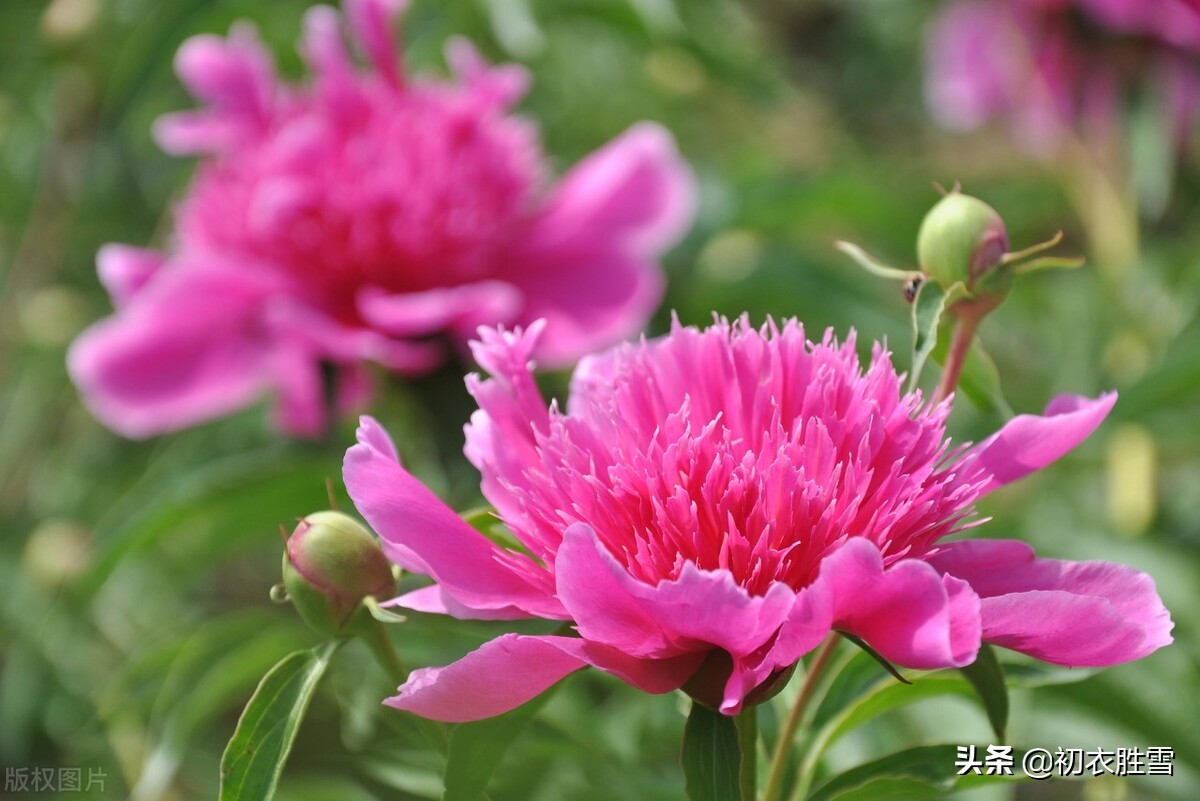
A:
762 634 841 801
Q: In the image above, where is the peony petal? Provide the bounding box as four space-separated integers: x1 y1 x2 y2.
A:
155 25 276 154
345 0 407 86
501 245 666 369
822 538 981 669
928 539 1173 666
386 633 699 722
96 245 164 308
445 37 530 110
389 584 533 621
555 524 798 660
553 524 679 657
344 417 566 619
966 392 1117 494
499 123 693 366
924 1 1021 131
67 261 280 438
357 282 523 340
536 122 694 256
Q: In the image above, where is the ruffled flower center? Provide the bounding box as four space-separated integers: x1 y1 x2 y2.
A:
178 82 541 318
480 319 988 596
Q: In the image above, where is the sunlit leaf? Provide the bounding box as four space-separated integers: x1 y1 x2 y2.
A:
219 641 342 801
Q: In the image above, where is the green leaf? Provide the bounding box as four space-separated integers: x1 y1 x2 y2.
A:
839 633 910 686
807 744 1032 801
909 280 949 392
219 641 342 801
958 644 1008 742
835 240 919 281
443 688 553 801
932 336 1012 417
681 701 744 801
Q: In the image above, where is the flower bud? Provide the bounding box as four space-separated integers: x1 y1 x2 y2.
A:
917 192 1010 291
282 511 395 637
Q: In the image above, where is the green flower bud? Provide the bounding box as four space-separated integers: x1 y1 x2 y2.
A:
282 511 395 637
917 192 1009 291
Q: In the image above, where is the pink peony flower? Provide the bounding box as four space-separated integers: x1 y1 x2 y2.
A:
68 0 693 437
344 316 1172 722
925 0 1200 153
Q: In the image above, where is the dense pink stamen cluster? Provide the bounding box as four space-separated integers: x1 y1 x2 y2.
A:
471 318 987 596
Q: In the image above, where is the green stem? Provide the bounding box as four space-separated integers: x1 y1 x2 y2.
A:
360 622 452 754
762 635 840 801
736 705 758 801
361 620 407 684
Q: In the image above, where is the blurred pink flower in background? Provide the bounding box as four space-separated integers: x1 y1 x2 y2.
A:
344 317 1172 722
68 0 693 437
926 0 1200 154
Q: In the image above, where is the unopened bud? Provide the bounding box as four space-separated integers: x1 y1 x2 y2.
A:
282 511 395 637
917 192 1009 292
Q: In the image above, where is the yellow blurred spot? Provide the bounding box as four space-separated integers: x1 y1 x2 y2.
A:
646 47 706 96
21 285 89 347
1083 775 1128 801
1106 423 1157 537
41 0 99 44
698 229 762 283
23 519 92 587
1102 330 1150 386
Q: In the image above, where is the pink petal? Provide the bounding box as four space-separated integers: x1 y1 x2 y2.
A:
928 539 1173 666
386 633 699 722
501 245 666 368
389 584 533 621
445 37 530 110
720 583 834 714
537 122 694 255
96 244 164 307
499 123 693 366
822 538 982 669
343 417 566 619
555 524 796 659
966 392 1117 495
155 25 276 154
357 281 523 340
924 1 1021 131
67 261 280 438
345 0 407 87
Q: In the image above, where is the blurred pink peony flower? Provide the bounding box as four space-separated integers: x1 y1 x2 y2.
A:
926 0 1200 153
68 0 693 437
344 316 1172 722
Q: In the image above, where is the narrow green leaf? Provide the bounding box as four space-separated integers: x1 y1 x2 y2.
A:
909 280 949 392
835 241 919 282
1012 255 1085 275
838 633 910 685
998 230 1064 265
219 641 342 801
443 688 553 801
807 744 1033 801
958 644 1008 742
681 702 743 801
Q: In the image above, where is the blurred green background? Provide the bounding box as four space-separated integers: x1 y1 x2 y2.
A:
2 0 1198 799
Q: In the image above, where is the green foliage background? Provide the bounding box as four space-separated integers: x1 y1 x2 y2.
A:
1 0 1198 799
